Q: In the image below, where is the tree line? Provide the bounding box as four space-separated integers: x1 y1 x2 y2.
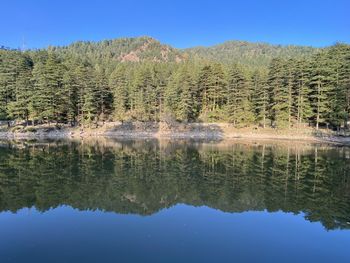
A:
0 43 349 129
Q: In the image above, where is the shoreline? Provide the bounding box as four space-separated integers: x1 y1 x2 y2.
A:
1 122 350 145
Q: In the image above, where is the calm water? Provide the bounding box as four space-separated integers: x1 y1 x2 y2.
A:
0 139 349 263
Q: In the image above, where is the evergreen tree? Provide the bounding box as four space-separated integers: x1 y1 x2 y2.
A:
165 64 196 121
226 64 254 126
131 65 156 121
251 69 269 127
267 58 290 128
0 50 17 119
31 52 65 124
197 65 213 114
292 59 313 126
71 62 97 125
327 44 350 129
94 65 112 122
209 63 227 110
309 52 333 129
109 65 129 120
7 54 33 123
0 40 349 132
341 46 350 128
62 59 80 126
81 67 98 125
164 67 182 119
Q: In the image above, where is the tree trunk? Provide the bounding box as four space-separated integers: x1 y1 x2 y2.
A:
316 82 321 130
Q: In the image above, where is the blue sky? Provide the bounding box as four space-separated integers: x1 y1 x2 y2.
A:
1 0 349 49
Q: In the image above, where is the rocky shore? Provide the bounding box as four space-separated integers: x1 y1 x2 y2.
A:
1 122 350 145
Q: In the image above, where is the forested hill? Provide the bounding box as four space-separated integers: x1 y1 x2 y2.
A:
52 36 185 64
0 36 349 131
185 40 318 67
50 36 317 67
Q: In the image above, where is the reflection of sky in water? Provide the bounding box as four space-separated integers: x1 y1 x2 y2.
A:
1 204 349 263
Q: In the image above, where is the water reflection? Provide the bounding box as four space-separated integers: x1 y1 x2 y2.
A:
0 139 349 230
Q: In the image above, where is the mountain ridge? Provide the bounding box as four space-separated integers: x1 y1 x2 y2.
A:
184 39 319 66
46 36 320 67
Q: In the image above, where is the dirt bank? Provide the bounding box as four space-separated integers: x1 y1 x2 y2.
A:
1 122 349 145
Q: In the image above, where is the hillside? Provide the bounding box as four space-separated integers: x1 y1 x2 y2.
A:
51 36 185 64
1 36 348 131
185 40 318 67
48 36 319 67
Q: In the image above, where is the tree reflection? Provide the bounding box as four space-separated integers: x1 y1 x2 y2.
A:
0 139 349 230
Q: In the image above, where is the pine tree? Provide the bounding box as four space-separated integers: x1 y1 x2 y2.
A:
341 46 350 128
293 59 313 126
209 63 226 110
327 44 350 129
7 54 33 123
31 52 65 124
166 65 196 122
178 73 195 122
109 65 129 120
285 59 295 128
0 40 349 131
94 65 112 123
62 59 80 126
267 58 290 128
226 65 254 126
0 50 18 119
309 52 333 129
197 65 213 114
150 63 172 121
70 61 97 126
131 65 156 121
164 67 181 119
251 69 269 127
81 67 98 126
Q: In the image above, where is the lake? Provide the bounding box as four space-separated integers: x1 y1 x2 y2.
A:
0 139 349 263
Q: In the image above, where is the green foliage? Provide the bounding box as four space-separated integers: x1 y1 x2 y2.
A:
131 65 157 121
292 59 313 124
109 65 129 120
226 64 254 126
31 52 65 123
0 38 349 130
251 69 269 127
53 36 184 67
267 58 290 128
185 40 318 68
165 64 197 121
0 50 18 119
7 54 33 121
309 51 335 129
94 65 112 122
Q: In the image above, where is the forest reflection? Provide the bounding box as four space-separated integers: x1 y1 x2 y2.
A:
0 138 349 230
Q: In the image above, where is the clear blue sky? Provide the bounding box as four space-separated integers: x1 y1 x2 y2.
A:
1 0 349 49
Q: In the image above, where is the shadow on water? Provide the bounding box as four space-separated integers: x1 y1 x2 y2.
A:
0 138 349 230
103 121 225 141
